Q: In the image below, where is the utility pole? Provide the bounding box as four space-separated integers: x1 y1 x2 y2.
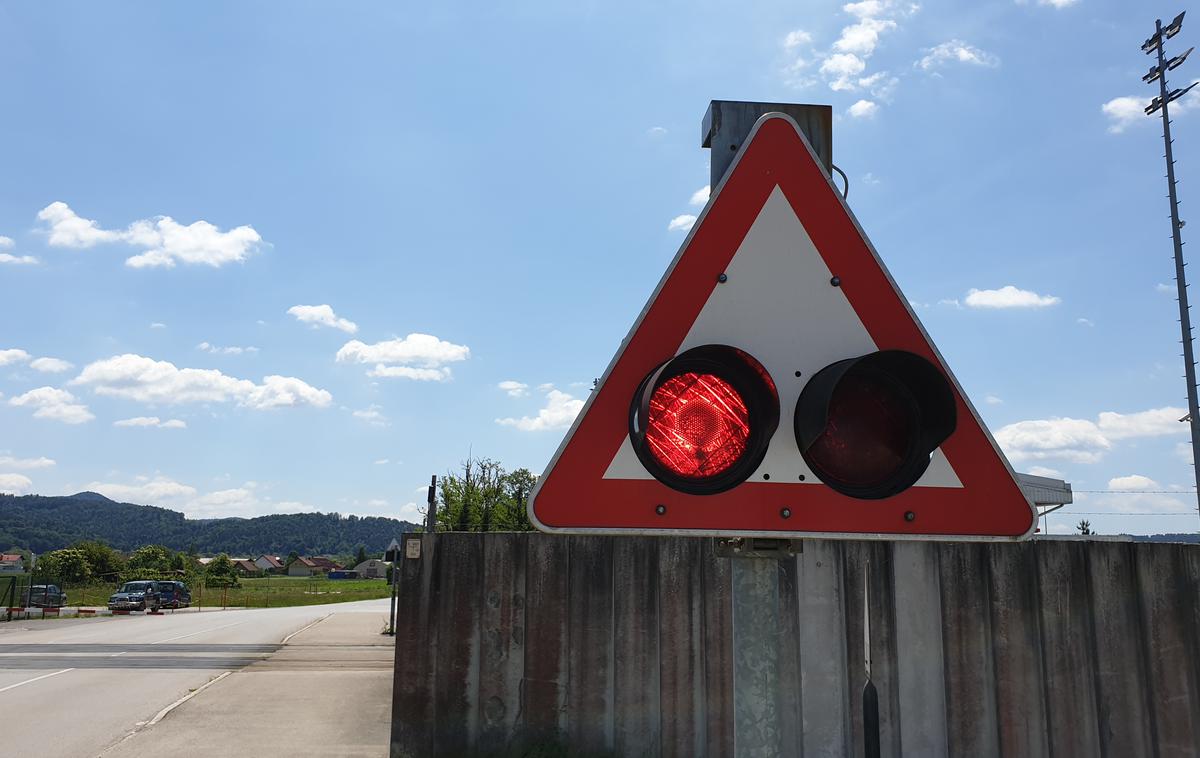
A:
1142 12 1200 518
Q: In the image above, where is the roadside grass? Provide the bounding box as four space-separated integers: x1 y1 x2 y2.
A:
44 576 392 610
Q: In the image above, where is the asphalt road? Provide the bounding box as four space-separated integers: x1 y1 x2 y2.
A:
0 598 391 757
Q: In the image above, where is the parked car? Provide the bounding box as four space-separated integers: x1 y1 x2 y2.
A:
22 584 66 608
155 580 191 609
107 581 161 612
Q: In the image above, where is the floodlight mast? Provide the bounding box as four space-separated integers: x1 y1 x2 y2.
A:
1145 14 1200 520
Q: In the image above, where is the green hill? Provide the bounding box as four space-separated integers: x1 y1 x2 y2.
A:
0 492 417 555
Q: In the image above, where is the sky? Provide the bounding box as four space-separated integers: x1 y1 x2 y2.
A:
0 0 1198 535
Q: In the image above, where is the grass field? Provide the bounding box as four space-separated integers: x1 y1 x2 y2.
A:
14 575 392 609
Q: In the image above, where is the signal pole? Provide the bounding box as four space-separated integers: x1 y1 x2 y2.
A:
1141 13 1200 517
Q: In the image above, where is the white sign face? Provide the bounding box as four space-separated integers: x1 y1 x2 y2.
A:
405 538 421 560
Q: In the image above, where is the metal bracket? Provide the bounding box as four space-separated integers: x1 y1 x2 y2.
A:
715 537 804 559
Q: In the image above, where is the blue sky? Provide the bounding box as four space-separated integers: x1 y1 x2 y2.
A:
1 0 1197 535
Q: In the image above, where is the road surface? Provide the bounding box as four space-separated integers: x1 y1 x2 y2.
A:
0 598 391 757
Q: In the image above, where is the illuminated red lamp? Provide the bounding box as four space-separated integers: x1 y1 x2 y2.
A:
629 345 778 494
795 350 956 499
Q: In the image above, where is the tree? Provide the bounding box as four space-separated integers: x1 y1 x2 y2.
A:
1077 520 1093 536
354 545 368 566
127 545 174 577
437 457 537 532
36 548 92 585
74 540 126 582
204 554 240 587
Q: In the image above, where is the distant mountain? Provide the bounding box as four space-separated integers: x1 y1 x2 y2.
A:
0 493 418 555
1129 533 1200 544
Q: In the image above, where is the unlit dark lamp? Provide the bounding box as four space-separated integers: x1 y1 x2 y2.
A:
794 350 956 499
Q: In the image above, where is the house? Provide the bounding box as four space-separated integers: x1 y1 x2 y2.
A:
285 556 343 576
195 557 215 567
254 555 283 573
231 559 259 575
286 556 318 576
353 559 390 579
307 556 342 573
0 554 23 573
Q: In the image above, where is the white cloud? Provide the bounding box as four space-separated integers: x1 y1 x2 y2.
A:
113 416 186 429
1076 317 1095 327
150 322 167 329
784 29 813 48
37 202 122 247
1108 474 1159 491
287 304 358 334
499 380 529 398
668 214 697 232
29 357 73 373
70 354 331 409
690 186 711 207
336 334 469 381
646 126 668 137
848 99 879 118
835 16 896 56
0 474 33 495
37 202 263 268
917 40 999 71
374 458 390 465
1102 96 1148 134
1157 282 1175 294
821 53 867 90
0 456 55 470
964 286 1060 309
1035 0 1078 7
862 172 882 186
1097 407 1188 440
0 349 30 366
353 405 389 427
8 387 94 424
197 342 259 355
995 406 1188 463
84 475 313 518
0 236 11 249
985 395 1003 405
367 365 451 381
790 0 914 92
0 254 38 265
1026 465 1062 478
85 475 198 505
496 389 584 432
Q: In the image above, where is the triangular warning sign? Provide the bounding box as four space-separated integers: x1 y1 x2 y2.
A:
529 114 1036 540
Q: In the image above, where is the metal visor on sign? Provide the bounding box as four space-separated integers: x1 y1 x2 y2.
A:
629 344 778 495
795 350 956 499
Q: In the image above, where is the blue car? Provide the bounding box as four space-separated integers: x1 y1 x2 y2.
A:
108 581 161 612
155 580 191 609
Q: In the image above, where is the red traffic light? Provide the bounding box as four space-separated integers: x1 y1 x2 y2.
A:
795 350 956 499
629 345 778 494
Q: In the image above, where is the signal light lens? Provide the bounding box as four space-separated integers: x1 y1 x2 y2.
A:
795 350 956 499
630 345 778 494
645 372 751 478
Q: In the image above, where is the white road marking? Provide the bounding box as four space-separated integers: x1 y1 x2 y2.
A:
281 614 331 644
148 621 245 645
0 668 74 694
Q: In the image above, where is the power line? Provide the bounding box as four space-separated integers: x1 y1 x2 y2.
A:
1058 511 1198 516
1074 489 1198 494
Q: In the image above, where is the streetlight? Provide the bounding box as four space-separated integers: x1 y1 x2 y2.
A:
1140 12 1200 520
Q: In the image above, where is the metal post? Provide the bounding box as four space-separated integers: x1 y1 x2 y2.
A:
1150 18 1200 518
425 475 438 534
388 550 399 635
709 101 832 758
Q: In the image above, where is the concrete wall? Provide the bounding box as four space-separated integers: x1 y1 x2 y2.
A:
390 533 1200 758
